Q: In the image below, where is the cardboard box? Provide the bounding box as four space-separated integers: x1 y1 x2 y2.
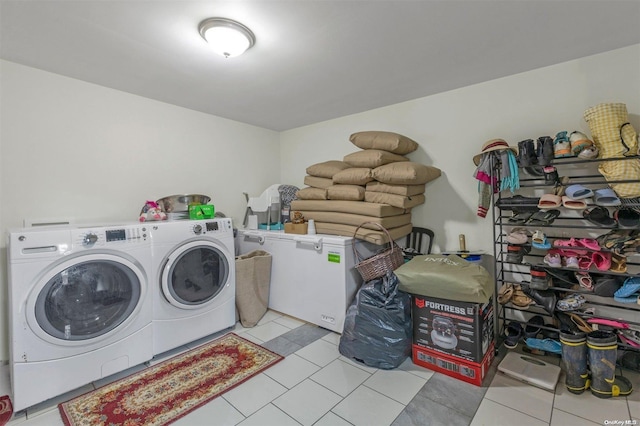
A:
411 294 494 363
412 341 495 386
284 222 308 234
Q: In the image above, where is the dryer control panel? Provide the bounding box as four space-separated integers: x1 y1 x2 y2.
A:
191 218 232 236
74 225 149 248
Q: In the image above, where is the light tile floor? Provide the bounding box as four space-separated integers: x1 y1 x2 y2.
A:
1 310 638 426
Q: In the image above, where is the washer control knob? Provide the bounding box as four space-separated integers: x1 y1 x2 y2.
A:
193 224 203 235
83 233 98 246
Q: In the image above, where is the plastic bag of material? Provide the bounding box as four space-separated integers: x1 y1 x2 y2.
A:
395 254 492 304
338 271 412 369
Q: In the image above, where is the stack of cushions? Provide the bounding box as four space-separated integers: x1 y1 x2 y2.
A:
291 131 441 245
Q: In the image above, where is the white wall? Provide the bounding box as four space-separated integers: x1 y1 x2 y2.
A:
0 60 281 360
0 44 639 362
280 44 640 255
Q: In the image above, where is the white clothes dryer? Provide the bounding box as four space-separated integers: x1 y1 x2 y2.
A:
150 218 235 356
7 223 153 411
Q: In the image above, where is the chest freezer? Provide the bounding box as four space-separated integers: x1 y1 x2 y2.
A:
236 229 377 332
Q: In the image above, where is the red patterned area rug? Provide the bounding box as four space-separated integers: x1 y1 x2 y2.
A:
59 333 283 426
0 395 12 426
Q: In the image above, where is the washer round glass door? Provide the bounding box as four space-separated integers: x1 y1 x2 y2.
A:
33 255 142 341
161 241 230 310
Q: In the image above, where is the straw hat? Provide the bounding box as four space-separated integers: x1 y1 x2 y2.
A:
473 139 518 166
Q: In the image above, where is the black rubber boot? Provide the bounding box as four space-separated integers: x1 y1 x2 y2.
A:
537 136 555 166
560 331 590 394
522 284 556 316
587 330 633 398
518 139 536 167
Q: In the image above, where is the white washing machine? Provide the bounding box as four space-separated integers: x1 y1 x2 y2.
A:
7 223 153 411
150 218 236 356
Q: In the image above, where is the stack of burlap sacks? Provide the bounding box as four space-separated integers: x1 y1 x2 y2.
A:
290 131 441 245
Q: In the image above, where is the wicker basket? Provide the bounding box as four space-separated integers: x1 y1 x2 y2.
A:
353 222 404 282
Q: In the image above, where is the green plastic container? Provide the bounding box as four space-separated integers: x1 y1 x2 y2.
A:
188 204 215 220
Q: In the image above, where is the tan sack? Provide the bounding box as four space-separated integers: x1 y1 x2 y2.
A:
584 103 640 197
235 250 272 327
584 103 638 158
598 160 640 198
395 254 493 304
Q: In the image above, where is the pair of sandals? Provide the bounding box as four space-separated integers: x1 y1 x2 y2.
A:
584 206 640 228
555 311 593 333
553 237 600 250
619 329 640 348
596 229 640 255
613 277 640 303
498 282 533 309
557 293 586 311
575 250 626 273
538 193 590 210
509 209 560 225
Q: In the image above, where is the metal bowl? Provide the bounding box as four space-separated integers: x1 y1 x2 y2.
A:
156 194 211 213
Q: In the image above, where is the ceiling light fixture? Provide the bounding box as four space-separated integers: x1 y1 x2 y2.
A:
198 17 255 58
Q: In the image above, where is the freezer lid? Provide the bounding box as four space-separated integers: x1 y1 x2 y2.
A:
237 229 355 246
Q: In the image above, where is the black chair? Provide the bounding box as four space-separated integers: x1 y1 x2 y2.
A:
405 227 434 255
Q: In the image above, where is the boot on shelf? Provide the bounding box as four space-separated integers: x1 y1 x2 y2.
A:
521 284 556 316
587 330 633 399
559 331 590 394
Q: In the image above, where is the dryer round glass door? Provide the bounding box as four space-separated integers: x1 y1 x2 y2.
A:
161 241 230 310
32 257 142 341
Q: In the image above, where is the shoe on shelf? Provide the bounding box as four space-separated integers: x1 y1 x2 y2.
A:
565 256 579 269
504 322 523 349
498 282 515 305
544 166 560 185
505 245 528 263
544 252 561 267
553 131 572 158
578 145 599 159
532 230 552 249
557 293 586 312
506 227 529 245
530 266 551 290
524 315 545 339
522 285 557 315
568 313 593 333
569 131 593 155
510 285 535 309
619 329 640 347
610 253 627 273
576 238 600 250
553 237 578 248
592 251 612 271
537 136 555 166
614 277 640 298
518 139 537 167
575 272 593 291
525 337 562 354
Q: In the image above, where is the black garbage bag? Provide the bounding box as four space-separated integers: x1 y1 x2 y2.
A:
338 271 412 369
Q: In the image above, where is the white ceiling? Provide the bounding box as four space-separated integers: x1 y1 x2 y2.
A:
1 0 639 131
